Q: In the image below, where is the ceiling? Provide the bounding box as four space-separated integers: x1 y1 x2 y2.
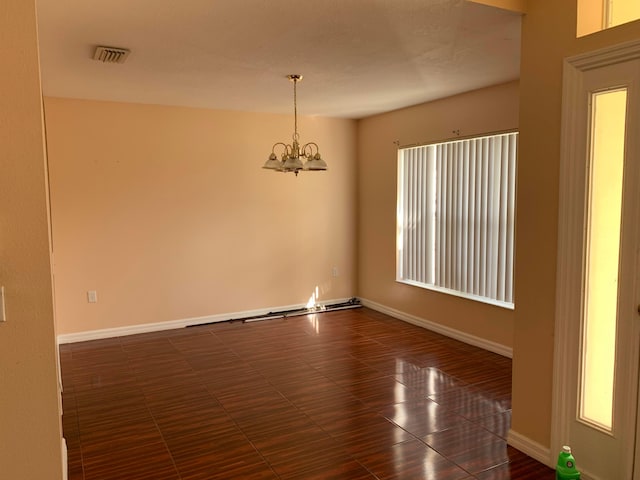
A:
35 0 522 119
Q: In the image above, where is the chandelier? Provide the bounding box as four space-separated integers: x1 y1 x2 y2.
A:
262 75 327 176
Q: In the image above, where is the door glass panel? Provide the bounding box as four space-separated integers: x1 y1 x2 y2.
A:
579 88 627 432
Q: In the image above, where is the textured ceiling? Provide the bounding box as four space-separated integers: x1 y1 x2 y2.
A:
36 0 522 119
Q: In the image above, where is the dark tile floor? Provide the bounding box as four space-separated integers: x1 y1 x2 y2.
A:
60 307 555 479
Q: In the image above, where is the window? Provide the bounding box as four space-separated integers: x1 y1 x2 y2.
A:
396 132 517 308
579 88 626 432
577 0 640 37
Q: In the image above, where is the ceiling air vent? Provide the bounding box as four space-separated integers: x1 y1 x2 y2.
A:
93 46 130 64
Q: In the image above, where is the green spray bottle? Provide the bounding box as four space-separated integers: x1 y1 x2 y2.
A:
556 445 581 480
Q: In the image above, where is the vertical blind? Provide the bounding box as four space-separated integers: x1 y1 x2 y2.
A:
397 132 517 307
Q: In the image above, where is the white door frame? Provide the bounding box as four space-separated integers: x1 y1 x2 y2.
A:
552 38 640 480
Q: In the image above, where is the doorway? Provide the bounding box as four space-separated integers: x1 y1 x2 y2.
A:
553 40 640 480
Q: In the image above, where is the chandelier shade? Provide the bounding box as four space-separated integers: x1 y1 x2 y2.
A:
262 75 327 176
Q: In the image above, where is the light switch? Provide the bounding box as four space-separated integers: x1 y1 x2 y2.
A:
87 290 98 303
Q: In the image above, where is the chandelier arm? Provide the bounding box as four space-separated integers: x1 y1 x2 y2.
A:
301 142 319 157
271 142 289 154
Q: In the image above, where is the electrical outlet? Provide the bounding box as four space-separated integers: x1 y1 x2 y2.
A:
87 290 98 303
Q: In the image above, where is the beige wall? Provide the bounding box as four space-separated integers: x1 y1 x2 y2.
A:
356 81 519 349
513 1 640 448
0 0 63 478
45 98 357 335
577 0 605 36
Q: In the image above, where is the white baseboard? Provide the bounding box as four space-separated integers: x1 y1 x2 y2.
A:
507 429 553 468
61 437 68 480
577 469 600 480
57 297 355 344
359 298 513 358
513 430 597 479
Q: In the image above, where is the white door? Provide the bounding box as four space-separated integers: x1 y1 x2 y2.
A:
553 42 640 480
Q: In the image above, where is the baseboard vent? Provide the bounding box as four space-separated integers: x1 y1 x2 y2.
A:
191 297 362 326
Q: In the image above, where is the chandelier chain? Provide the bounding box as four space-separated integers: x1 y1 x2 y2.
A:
293 77 298 141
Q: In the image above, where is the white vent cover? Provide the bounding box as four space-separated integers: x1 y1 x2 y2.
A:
93 46 130 64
